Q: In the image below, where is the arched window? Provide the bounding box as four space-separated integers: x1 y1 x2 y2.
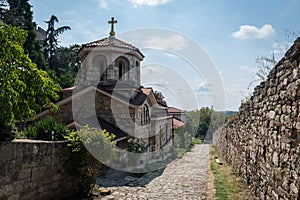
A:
100 61 107 81
118 62 124 79
92 55 107 81
115 56 129 80
141 105 150 125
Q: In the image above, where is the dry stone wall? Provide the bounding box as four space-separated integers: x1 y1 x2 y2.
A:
0 139 81 200
215 38 300 200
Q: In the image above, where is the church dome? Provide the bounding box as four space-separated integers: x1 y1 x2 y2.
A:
83 37 138 51
78 36 144 60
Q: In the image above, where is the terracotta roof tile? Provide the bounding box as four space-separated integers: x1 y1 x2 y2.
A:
83 37 139 52
141 88 152 96
173 118 184 128
168 107 184 113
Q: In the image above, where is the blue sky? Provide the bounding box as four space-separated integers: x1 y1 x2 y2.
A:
30 0 300 111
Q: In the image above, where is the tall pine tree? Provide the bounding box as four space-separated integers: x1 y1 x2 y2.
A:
44 15 70 70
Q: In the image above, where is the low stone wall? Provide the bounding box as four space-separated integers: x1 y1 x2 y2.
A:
0 139 81 200
215 38 300 199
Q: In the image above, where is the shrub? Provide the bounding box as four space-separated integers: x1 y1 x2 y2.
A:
127 138 146 153
64 126 116 197
24 117 69 141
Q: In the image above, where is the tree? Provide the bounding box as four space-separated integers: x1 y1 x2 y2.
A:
153 90 167 105
0 0 8 21
44 15 71 69
0 22 60 128
247 53 276 89
1 0 47 70
248 30 299 89
178 107 225 139
47 45 81 88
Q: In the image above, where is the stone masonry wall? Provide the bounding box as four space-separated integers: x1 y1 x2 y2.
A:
0 139 80 200
215 37 300 199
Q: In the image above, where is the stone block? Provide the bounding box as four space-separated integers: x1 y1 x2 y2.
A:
8 194 19 200
0 176 9 186
18 168 31 180
2 185 13 196
290 183 298 196
268 111 276 119
12 180 25 193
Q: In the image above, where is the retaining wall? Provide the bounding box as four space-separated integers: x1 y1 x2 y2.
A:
0 139 81 200
215 38 300 199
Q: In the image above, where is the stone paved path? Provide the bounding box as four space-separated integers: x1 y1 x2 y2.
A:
96 144 215 200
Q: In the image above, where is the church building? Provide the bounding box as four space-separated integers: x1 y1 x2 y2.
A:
36 18 185 152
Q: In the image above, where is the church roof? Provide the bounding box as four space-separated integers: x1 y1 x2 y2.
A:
173 118 185 129
168 107 186 113
81 37 144 57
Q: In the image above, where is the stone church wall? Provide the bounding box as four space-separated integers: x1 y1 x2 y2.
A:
215 38 300 199
0 140 81 200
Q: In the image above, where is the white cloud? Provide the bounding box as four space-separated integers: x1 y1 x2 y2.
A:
166 53 180 59
232 24 275 39
194 81 210 93
96 0 109 9
141 65 166 74
129 0 172 7
240 65 258 73
141 34 188 51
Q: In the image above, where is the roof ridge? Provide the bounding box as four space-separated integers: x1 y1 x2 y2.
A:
79 36 145 58
83 37 137 49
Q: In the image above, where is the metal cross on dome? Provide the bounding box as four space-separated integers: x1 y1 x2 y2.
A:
108 17 117 36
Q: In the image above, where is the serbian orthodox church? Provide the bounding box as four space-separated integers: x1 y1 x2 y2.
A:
36 18 186 152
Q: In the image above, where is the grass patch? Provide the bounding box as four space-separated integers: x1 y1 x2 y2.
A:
210 146 255 200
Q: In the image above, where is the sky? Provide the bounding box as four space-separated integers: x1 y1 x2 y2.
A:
29 0 300 111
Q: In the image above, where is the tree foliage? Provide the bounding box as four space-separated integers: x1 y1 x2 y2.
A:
44 15 71 69
154 90 167 105
1 0 47 69
47 45 81 88
64 126 116 196
177 107 225 142
0 22 60 126
23 117 69 141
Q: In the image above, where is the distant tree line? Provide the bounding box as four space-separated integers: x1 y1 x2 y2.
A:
175 107 230 148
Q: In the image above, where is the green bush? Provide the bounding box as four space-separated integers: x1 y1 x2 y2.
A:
64 126 116 197
127 138 146 153
24 117 69 141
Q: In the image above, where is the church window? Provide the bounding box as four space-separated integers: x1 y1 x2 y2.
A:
115 56 129 80
118 62 123 79
136 61 139 67
100 61 107 81
92 55 107 82
141 105 150 125
149 136 156 152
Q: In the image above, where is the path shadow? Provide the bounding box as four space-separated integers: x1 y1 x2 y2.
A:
96 165 165 187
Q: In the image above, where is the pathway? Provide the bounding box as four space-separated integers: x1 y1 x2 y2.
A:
95 144 214 200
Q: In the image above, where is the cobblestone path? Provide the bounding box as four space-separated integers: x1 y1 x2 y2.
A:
96 144 214 200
